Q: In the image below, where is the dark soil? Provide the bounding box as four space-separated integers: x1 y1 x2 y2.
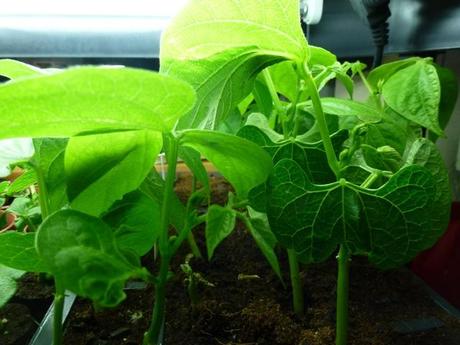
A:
0 273 54 345
63 174 460 345
4 173 459 345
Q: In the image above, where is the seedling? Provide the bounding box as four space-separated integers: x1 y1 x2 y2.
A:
180 253 215 309
0 2 456 345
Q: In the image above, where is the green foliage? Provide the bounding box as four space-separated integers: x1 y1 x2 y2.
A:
65 130 162 216
0 59 43 79
0 67 196 139
0 232 47 272
180 130 272 198
36 210 146 307
161 0 307 129
0 264 24 308
382 60 443 136
103 190 162 257
205 205 236 259
264 159 438 268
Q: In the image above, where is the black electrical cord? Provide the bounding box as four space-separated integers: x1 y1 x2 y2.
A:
363 0 391 68
349 0 391 68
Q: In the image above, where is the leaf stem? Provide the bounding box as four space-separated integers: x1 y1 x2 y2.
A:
52 280 65 345
336 245 350 345
34 163 66 345
357 70 381 110
144 134 179 345
287 249 304 317
262 69 284 114
301 62 341 178
361 172 380 189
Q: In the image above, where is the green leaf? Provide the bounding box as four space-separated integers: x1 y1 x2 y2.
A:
0 232 47 272
245 207 282 280
36 209 140 307
0 67 196 139
66 130 162 216
32 138 68 212
383 61 443 136
160 0 307 129
179 146 209 192
238 125 345 184
252 77 274 115
103 190 161 257
308 46 337 67
0 264 25 308
180 130 272 198
164 47 284 130
6 169 37 195
0 59 43 79
429 64 458 141
303 98 382 122
404 138 451 242
140 170 187 232
266 159 440 268
367 58 419 90
245 113 284 143
161 0 307 62
206 205 236 260
267 61 299 102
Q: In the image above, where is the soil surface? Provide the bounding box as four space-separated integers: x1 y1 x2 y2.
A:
63 174 460 345
0 273 54 345
3 173 460 345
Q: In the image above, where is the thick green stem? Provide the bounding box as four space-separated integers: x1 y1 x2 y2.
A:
287 249 304 316
53 280 65 345
336 245 351 345
34 164 65 345
144 135 179 345
144 257 169 345
301 63 341 178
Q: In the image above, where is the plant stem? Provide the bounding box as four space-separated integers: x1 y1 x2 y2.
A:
301 62 341 178
336 245 350 345
144 134 179 345
144 256 169 345
357 70 381 110
187 232 202 259
53 280 65 345
287 249 304 317
262 69 284 114
34 164 66 345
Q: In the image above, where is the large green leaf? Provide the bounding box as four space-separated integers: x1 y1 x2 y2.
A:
433 64 458 135
367 57 419 90
32 138 68 212
36 209 142 307
180 130 272 198
160 0 307 129
0 264 24 308
65 130 162 216
0 59 43 79
164 48 284 129
0 67 196 139
205 205 236 260
238 125 346 184
266 159 440 268
382 61 443 136
404 138 451 241
161 0 307 62
0 232 47 272
267 61 299 102
103 190 162 257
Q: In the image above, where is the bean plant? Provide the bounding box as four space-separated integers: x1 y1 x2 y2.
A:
0 2 456 345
